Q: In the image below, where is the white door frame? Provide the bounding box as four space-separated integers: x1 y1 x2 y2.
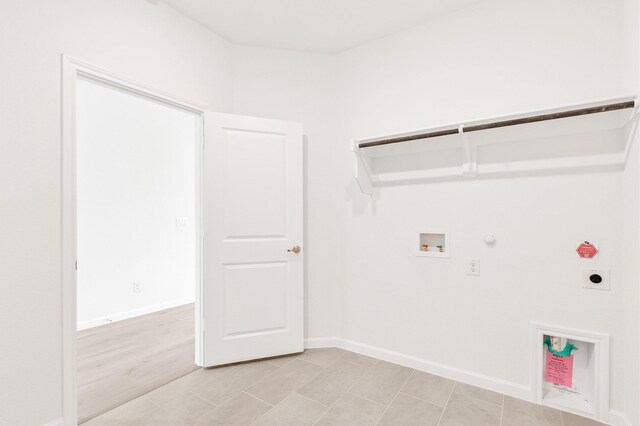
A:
61 55 207 425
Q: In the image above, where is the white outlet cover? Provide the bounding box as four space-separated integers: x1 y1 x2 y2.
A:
582 269 610 291
467 258 480 276
176 217 189 228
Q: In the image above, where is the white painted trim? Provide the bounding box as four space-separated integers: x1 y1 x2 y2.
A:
530 322 610 423
61 54 206 426
304 337 529 400
623 110 640 166
353 144 374 196
354 95 637 144
77 298 195 330
305 337 626 426
609 410 632 426
42 417 64 426
352 96 637 194
61 54 78 426
304 337 342 349
64 56 208 113
194 107 205 369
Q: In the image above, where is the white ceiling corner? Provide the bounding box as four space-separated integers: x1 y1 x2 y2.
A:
160 0 483 53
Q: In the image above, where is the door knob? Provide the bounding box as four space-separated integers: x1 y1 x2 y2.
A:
288 245 301 254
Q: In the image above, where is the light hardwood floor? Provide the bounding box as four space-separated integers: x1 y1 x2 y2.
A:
77 303 198 424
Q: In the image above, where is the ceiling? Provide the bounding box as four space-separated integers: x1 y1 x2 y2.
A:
160 0 483 54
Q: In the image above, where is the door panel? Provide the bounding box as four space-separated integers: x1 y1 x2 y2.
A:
202 112 303 367
223 130 286 238
223 263 287 336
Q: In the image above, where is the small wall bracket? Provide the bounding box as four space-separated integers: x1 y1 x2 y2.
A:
352 139 374 196
459 124 477 178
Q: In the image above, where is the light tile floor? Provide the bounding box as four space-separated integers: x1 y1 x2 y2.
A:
84 348 605 426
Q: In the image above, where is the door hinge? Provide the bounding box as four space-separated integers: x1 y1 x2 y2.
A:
75 260 78 271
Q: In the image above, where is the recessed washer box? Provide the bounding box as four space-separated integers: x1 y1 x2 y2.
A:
531 323 610 423
417 230 449 258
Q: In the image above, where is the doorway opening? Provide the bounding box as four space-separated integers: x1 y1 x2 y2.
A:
62 56 304 426
63 57 205 424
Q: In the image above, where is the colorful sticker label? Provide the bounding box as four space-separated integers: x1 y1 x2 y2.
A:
545 353 574 387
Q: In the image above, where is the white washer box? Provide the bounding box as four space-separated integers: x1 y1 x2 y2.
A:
417 230 449 258
531 323 609 423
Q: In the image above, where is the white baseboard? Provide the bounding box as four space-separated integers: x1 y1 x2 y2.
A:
77 297 194 330
305 337 629 426
608 410 632 426
42 417 64 426
305 337 530 400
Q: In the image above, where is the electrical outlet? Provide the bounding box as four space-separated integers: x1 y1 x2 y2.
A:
467 258 480 276
176 217 189 228
133 281 141 293
582 269 610 291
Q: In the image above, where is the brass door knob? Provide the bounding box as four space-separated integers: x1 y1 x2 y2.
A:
288 245 301 254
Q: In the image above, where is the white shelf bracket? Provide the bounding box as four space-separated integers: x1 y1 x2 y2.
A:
459 124 477 178
352 139 374 196
622 98 640 165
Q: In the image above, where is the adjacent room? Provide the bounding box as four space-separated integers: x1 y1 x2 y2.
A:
1 1 639 426
75 77 200 422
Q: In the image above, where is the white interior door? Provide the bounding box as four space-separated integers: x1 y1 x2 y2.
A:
201 112 304 367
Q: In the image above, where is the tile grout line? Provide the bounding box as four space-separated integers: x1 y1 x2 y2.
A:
311 352 382 425
241 390 274 407
375 369 415 425
251 349 342 426
296 391 332 408
175 391 218 425
452 383 504 408
92 348 587 426
241 355 301 397
391 378 456 407
186 390 218 408
249 395 285 426
151 363 238 407
345 391 389 410
340 356 380 397
294 355 341 393
189 405 217 424
293 392 332 425
189 363 275 408
312 389 350 426
264 353 301 369
143 395 162 408
295 349 373 398
298 348 346 369
436 380 456 426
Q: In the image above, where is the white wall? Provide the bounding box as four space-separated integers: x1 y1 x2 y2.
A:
1 0 639 424
223 0 640 421
622 1 640 424
622 118 640 426
0 1 232 424
337 0 636 419
231 46 347 339
76 78 197 330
